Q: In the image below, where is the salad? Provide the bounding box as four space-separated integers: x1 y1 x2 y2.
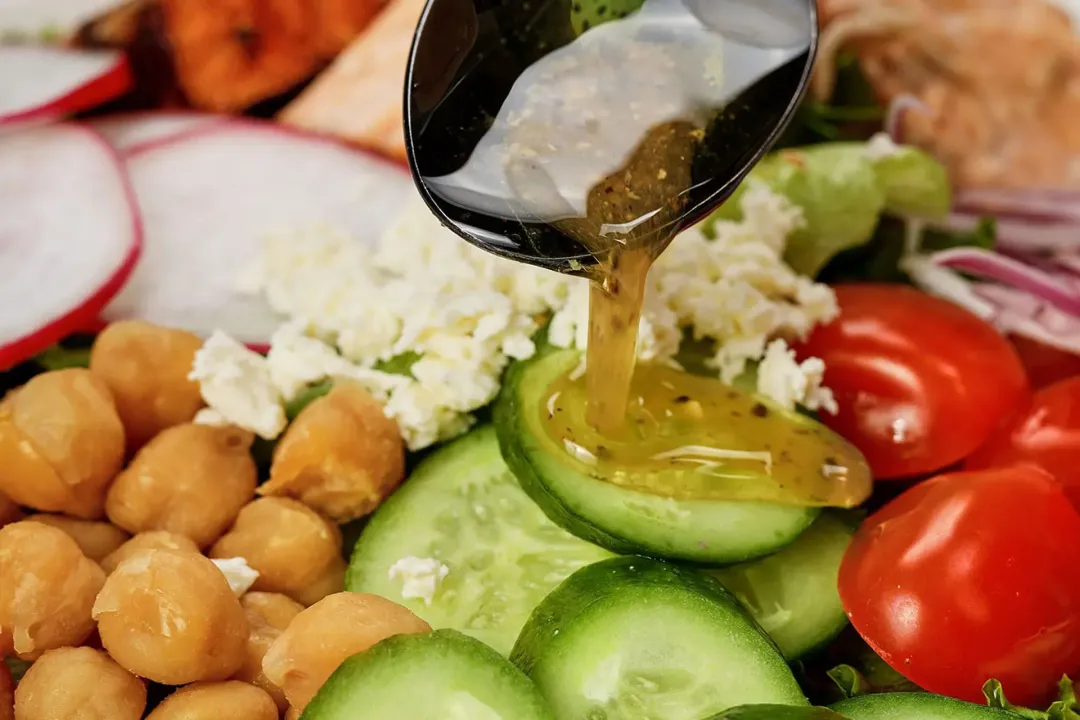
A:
3 0 1080 719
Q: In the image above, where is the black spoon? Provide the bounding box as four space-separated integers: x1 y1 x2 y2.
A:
404 0 818 274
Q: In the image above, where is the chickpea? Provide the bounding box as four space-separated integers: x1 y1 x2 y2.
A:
105 423 257 548
93 549 249 684
100 530 200 574
262 592 430 712
14 647 146 720
0 659 12 720
289 554 346 607
90 320 206 450
26 515 129 563
285 708 300 720
210 498 342 600
0 370 124 519
242 592 306 630
146 682 277 720
262 381 405 523
235 592 305 711
0 521 105 659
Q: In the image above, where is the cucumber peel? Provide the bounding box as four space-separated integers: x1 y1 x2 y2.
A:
705 706 850 720
832 693 1021 719
347 426 612 656
707 512 853 660
511 557 807 719
301 629 556 720
496 348 820 563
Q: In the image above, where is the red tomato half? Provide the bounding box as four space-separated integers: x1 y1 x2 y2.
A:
1009 334 1080 390
839 465 1080 706
966 375 1080 510
796 284 1030 479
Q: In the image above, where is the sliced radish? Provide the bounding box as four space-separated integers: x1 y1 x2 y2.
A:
89 112 225 156
103 121 415 344
0 0 117 42
0 46 131 126
0 124 141 370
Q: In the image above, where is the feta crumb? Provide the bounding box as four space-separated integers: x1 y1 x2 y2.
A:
549 180 837 385
202 182 837 448
388 556 450 606
212 557 260 597
189 331 286 439
192 408 229 427
864 132 910 161
756 339 838 415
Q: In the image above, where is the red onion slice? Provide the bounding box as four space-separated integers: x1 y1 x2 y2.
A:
928 211 1080 254
929 247 1080 316
884 94 928 145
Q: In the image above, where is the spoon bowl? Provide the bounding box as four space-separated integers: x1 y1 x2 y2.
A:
405 0 818 274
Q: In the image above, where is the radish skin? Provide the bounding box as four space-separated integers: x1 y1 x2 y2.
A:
0 124 142 370
89 112 225 156
0 47 131 127
103 120 415 345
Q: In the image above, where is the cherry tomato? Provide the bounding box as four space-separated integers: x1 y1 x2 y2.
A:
839 465 1080 706
966 375 1080 510
1008 334 1080 390
795 284 1029 479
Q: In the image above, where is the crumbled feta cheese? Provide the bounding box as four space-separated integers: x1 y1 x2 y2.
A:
549 181 838 383
211 557 260 597
388 556 450 606
189 332 286 439
192 407 229 427
200 184 837 449
864 132 910 161
756 339 838 415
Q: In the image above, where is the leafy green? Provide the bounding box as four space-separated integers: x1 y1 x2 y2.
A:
870 145 951 219
284 381 334 421
703 134 952 279
818 215 996 286
707 144 887 277
374 351 422 377
984 677 1080 720
923 217 996 252
827 660 920 700
31 333 99 371
777 53 882 149
33 345 92 371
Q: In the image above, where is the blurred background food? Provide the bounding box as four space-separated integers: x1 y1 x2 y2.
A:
3 0 1078 186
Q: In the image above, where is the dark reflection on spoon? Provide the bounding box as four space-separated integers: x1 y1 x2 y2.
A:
405 0 817 274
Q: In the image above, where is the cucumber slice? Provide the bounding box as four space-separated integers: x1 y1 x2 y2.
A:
347 426 613 656
510 557 808 719
495 349 819 563
705 706 850 720
301 629 555 720
831 693 1019 719
706 512 854 660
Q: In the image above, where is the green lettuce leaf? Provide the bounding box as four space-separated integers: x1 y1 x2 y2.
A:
984 677 1080 720
776 52 882 149
33 344 92 371
703 140 952 278
818 216 996 286
284 381 334 421
870 144 952 219
706 144 887 277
